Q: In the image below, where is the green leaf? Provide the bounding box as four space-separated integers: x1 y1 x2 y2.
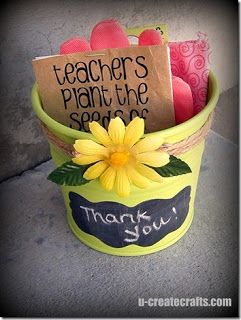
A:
47 161 90 186
154 155 192 177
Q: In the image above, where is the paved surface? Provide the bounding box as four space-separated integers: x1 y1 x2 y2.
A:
0 130 238 317
212 85 238 144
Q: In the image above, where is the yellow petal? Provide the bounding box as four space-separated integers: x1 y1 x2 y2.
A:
108 117 125 144
83 161 108 180
74 139 109 156
115 168 130 197
124 117 144 147
126 166 150 188
100 166 116 191
137 151 170 167
135 163 162 182
89 121 112 147
72 154 104 165
133 135 163 153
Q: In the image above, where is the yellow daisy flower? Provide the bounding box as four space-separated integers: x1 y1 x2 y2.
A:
72 117 170 197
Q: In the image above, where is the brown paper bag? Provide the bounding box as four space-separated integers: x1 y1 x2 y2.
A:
32 45 175 133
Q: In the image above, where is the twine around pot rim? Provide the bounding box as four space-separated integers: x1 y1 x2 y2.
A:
40 112 213 158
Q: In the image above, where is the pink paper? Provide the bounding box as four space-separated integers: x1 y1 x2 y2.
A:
169 32 211 114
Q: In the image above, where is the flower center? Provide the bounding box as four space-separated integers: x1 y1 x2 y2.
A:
109 151 129 167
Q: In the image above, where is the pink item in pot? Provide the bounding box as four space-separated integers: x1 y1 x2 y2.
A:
60 37 91 54
172 76 194 124
138 29 163 46
169 32 211 114
90 19 130 50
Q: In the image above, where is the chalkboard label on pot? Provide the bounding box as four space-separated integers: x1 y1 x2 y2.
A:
69 186 191 248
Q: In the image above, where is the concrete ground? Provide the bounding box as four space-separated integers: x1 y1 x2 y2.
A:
0 130 238 317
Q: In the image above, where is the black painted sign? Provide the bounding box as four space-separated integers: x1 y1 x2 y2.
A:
69 186 191 248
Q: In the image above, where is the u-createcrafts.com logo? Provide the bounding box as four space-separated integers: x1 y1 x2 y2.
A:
138 297 232 307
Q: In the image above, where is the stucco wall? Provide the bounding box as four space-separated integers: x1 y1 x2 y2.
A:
0 0 238 181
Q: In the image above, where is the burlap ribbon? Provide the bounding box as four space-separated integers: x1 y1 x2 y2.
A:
40 113 213 157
